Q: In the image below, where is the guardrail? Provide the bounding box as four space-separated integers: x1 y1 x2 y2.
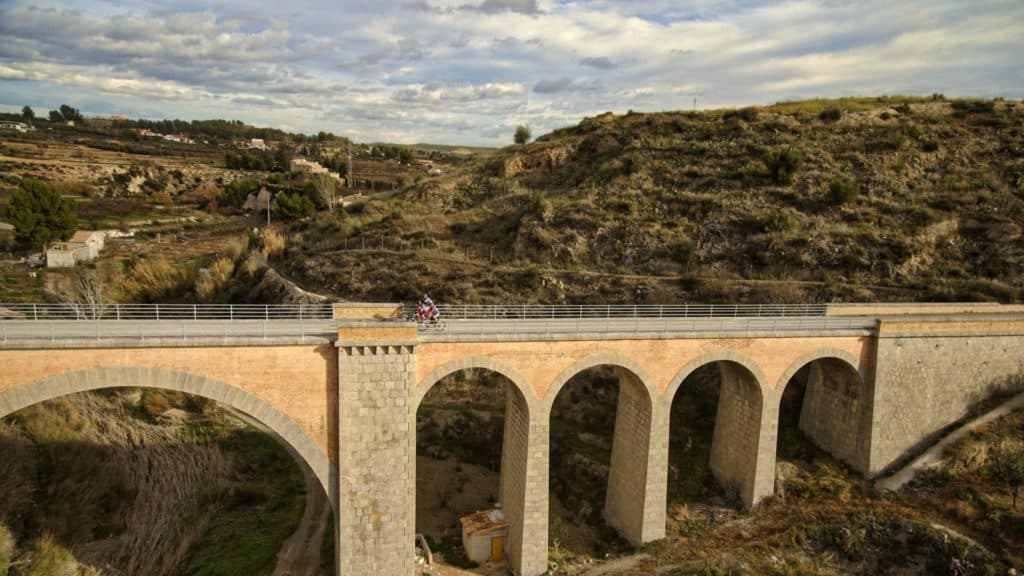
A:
409 303 829 319
0 319 339 342
0 303 334 321
418 315 877 340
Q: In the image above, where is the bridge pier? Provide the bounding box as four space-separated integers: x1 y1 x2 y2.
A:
501 388 549 576
604 367 663 545
336 329 418 576
799 358 872 472
709 362 766 506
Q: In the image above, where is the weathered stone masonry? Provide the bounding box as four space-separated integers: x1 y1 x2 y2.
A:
336 325 417 576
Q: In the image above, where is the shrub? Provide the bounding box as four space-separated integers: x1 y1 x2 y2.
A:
767 147 804 184
764 209 796 233
723 107 758 122
274 192 315 221
671 238 697 270
819 108 842 122
829 176 859 204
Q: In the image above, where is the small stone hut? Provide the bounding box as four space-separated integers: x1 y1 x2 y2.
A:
459 507 508 565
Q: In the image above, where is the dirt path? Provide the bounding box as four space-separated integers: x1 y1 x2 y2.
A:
223 407 329 576
272 459 330 576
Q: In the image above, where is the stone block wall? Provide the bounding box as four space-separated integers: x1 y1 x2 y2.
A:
500 387 548 576
709 362 764 506
869 322 1024 474
799 359 871 472
604 370 654 545
336 342 416 576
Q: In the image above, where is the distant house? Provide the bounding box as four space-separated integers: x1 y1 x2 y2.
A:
46 242 91 268
249 138 267 150
290 158 343 183
69 230 106 259
45 230 108 267
460 508 508 565
0 121 34 133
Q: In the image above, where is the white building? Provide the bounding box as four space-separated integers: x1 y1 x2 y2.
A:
45 230 108 267
459 508 508 565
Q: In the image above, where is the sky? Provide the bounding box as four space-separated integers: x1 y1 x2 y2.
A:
0 0 1022 146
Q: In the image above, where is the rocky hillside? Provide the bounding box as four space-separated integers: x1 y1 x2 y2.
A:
284 97 1023 304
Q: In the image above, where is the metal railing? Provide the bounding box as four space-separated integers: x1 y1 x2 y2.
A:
0 319 338 342
408 303 829 320
416 315 876 340
0 303 333 321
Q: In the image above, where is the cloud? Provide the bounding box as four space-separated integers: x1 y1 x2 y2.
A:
0 0 1021 146
580 57 615 70
478 0 539 14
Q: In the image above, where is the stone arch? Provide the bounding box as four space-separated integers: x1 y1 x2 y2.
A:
663 350 768 507
772 348 872 473
415 355 534 413
664 349 768 405
412 355 537 574
0 365 333 505
773 347 865 400
542 352 657 418
542 352 660 546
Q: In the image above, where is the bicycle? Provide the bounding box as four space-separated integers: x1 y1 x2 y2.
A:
407 312 446 332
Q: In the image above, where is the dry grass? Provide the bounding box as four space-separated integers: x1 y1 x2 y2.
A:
117 256 193 302
195 256 235 301
0 523 14 575
261 228 286 260
1 391 232 576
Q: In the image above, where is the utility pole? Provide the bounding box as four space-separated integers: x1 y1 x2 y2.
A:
347 145 353 189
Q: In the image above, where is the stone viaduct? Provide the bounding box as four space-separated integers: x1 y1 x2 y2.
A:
1 302 1023 575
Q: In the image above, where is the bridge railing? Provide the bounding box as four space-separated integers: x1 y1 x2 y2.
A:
409 303 829 319
417 315 877 339
0 303 334 321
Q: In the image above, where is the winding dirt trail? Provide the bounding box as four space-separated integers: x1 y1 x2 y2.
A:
223 407 329 576
272 458 330 576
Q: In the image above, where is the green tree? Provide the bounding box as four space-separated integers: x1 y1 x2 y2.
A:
274 192 315 221
514 124 531 145
59 104 83 122
7 179 78 247
21 105 34 121
48 110 63 123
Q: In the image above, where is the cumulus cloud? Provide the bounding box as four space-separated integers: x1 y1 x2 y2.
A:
0 0 1020 145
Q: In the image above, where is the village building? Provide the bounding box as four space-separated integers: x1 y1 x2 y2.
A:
0 121 35 133
459 507 508 565
290 158 344 184
45 230 108 268
249 138 267 150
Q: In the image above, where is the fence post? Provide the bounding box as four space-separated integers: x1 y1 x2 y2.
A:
116 304 121 320
33 304 37 320
193 304 197 320
156 305 160 321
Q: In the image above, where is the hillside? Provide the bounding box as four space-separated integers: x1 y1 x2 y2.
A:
283 96 1023 304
